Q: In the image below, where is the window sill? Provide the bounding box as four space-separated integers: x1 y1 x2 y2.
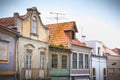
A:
30 33 38 37
0 61 9 64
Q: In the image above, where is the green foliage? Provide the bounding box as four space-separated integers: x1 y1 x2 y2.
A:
50 44 67 49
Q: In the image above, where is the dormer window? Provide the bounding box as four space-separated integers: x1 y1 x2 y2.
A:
72 31 75 40
32 17 37 34
98 47 100 55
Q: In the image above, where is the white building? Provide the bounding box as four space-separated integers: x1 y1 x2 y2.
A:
85 40 107 80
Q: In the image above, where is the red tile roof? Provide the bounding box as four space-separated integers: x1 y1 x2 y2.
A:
0 24 19 34
0 17 14 27
48 21 86 47
0 15 25 27
112 48 120 55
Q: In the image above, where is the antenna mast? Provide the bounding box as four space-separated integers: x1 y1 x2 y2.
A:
50 12 65 23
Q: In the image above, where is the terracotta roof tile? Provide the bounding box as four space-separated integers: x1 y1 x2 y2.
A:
48 21 86 48
0 15 25 27
0 24 19 34
0 17 14 27
112 48 120 55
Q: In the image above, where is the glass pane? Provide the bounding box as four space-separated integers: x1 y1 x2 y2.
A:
72 53 77 69
85 54 89 68
32 17 37 33
52 54 57 68
26 55 32 69
62 55 67 68
0 40 8 61
40 55 44 69
79 54 83 69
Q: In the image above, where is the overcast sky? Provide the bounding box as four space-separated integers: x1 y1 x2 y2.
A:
0 0 120 49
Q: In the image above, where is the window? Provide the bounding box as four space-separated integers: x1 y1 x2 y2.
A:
72 53 77 69
40 52 45 69
62 55 67 69
85 54 89 69
0 40 9 63
72 31 75 40
103 68 107 80
79 54 83 69
93 68 96 80
98 47 100 55
26 49 32 69
32 17 37 33
52 54 58 68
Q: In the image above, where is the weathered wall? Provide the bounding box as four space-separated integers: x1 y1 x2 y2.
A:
49 47 70 80
18 37 48 79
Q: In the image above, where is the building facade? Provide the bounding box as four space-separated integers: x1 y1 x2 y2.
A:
0 24 19 80
0 7 49 80
49 46 71 80
70 45 91 80
48 21 92 80
107 55 120 80
102 45 120 80
85 40 107 80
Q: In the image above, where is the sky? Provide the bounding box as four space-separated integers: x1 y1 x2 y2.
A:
0 0 120 49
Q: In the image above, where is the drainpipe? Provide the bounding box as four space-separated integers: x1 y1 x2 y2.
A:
16 35 21 80
90 53 92 80
106 56 108 80
99 56 100 80
69 51 71 80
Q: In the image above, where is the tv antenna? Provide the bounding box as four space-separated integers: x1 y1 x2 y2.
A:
50 12 65 23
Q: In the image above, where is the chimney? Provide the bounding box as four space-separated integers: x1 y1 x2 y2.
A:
14 12 19 18
81 35 86 42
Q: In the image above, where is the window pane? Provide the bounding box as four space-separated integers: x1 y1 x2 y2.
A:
79 54 83 69
52 54 58 68
72 53 77 69
32 17 37 33
26 49 32 69
85 54 89 68
40 55 44 69
62 55 67 69
0 40 9 61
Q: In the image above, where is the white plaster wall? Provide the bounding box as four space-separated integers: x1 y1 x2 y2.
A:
92 57 107 80
18 37 48 79
85 41 104 56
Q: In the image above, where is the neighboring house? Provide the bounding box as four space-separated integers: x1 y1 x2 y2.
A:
112 48 120 55
106 55 120 80
49 45 71 80
103 45 120 80
0 7 49 80
85 40 107 80
48 21 92 80
0 24 19 79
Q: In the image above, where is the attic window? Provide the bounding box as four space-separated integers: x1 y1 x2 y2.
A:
72 31 75 40
31 17 37 34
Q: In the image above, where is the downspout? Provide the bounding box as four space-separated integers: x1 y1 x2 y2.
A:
90 53 92 80
99 56 100 80
16 35 21 80
15 37 19 80
69 51 71 80
106 56 108 80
